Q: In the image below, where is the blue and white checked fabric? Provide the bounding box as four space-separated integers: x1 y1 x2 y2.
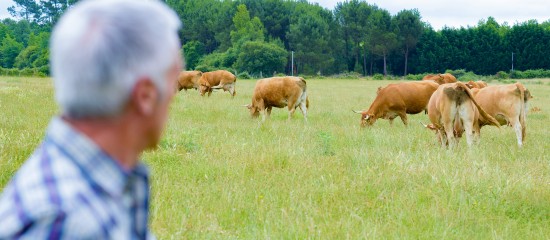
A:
0 117 155 239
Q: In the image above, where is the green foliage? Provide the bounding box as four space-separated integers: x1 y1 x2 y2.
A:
182 40 205 70
3 0 550 77
405 73 424 80
510 69 550 79
236 71 252 79
394 9 424 75
287 3 334 75
495 71 509 79
0 66 47 76
331 71 362 79
445 69 467 79
372 73 384 80
230 4 264 48
0 34 24 68
234 41 287 75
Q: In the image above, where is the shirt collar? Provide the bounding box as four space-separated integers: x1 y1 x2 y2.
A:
46 117 150 197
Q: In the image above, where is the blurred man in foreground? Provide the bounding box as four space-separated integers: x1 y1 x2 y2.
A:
0 0 182 238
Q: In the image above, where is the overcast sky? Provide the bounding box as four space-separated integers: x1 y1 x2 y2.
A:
313 0 550 29
1 0 549 30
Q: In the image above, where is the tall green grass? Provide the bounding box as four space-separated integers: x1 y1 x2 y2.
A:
1 77 549 239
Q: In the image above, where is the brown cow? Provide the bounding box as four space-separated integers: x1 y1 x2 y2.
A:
465 80 480 89
245 76 308 121
423 73 457 85
198 70 237 97
353 81 439 127
471 83 531 146
476 81 488 88
426 82 500 147
465 80 488 89
176 70 202 92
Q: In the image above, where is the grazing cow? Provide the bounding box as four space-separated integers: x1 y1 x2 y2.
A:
198 70 237 97
471 83 532 146
353 81 439 127
423 73 457 85
176 70 202 92
465 80 488 89
245 76 308 121
426 82 500 147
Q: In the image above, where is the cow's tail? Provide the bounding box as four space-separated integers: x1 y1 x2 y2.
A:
455 82 500 128
515 82 529 139
295 77 308 108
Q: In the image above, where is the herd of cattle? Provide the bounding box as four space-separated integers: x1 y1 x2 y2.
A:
176 70 532 148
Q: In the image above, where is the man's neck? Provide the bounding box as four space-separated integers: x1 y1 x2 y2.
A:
63 115 142 171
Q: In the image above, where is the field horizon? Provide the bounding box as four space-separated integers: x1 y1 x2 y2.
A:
1 76 549 238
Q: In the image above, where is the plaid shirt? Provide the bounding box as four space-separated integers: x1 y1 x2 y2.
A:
0 117 154 239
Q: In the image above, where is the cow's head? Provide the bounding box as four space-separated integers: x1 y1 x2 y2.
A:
353 110 375 127
465 80 475 89
245 104 260 118
199 80 210 96
436 74 446 85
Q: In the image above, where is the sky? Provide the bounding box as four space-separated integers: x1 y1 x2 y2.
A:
312 0 550 29
1 0 549 30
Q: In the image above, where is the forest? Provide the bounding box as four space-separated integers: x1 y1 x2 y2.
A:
1 0 550 78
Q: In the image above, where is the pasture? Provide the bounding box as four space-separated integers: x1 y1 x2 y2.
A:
1 76 549 238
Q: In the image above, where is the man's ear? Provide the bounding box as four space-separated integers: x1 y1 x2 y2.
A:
132 78 158 115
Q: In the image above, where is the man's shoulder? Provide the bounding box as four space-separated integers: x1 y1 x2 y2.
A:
1 143 92 214
0 143 112 238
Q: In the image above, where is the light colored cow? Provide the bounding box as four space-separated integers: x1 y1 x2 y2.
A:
471 82 532 146
198 70 237 97
245 76 308 121
426 82 500 147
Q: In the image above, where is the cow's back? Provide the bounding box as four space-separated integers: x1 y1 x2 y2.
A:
474 84 523 124
379 81 438 114
253 77 304 107
177 71 201 90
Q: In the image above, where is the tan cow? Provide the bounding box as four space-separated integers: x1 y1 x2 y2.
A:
176 70 202 92
353 81 439 127
471 83 531 146
423 73 457 85
198 70 237 97
245 76 308 121
426 82 500 147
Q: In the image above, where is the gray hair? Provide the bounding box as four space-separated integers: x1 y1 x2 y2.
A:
50 0 182 118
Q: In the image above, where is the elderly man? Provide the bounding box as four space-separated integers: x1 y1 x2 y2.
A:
0 0 182 238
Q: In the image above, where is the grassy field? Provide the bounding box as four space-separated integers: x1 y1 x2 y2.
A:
1 76 549 239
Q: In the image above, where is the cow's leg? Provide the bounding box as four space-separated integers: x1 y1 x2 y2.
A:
472 123 481 144
261 108 267 122
463 121 474 146
287 107 296 120
228 83 236 98
458 107 474 146
299 101 307 121
398 112 408 126
511 118 523 146
443 122 455 148
208 89 212 97
266 107 272 119
443 105 457 148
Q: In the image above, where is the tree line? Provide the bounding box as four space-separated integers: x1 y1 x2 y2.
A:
2 0 550 77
